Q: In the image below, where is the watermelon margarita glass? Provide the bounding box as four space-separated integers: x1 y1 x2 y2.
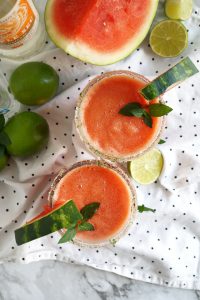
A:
48 160 137 246
75 71 164 162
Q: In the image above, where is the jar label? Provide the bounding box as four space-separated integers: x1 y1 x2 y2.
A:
0 0 38 49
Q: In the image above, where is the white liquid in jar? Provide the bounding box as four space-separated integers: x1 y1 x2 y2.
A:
0 0 46 59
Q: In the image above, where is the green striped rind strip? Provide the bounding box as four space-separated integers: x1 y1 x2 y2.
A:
140 57 199 100
15 200 82 246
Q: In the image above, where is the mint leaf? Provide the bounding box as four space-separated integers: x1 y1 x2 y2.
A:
78 222 94 231
110 238 117 247
56 201 100 244
119 103 143 117
0 145 5 158
0 114 5 131
138 205 156 213
158 139 166 144
142 111 152 128
119 102 153 128
0 131 11 147
58 227 77 243
149 103 173 117
80 202 100 221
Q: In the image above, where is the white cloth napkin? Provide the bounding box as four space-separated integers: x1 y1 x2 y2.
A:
0 0 200 290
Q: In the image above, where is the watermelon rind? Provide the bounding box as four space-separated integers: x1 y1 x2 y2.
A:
45 0 159 66
15 200 82 246
140 57 199 100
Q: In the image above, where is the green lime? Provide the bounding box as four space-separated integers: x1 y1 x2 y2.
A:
0 152 8 171
4 112 49 157
9 62 59 106
128 148 164 185
150 20 188 57
165 0 193 20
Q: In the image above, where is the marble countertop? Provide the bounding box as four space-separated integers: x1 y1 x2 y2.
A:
0 262 199 300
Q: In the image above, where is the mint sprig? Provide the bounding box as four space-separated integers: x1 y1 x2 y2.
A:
80 202 100 221
119 102 172 128
149 103 173 117
0 131 11 147
58 226 77 243
0 114 11 161
58 201 100 244
0 145 5 157
138 205 156 213
119 103 144 117
142 111 152 128
158 139 166 144
78 222 95 231
0 114 5 131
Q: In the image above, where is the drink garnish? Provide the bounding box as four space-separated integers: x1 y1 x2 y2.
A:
140 57 199 100
15 200 100 246
119 102 172 128
127 148 164 185
138 205 156 213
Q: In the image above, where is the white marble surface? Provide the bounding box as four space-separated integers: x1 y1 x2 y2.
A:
0 262 199 300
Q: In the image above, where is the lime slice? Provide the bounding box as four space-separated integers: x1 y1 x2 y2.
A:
150 20 188 57
165 0 193 20
128 148 164 185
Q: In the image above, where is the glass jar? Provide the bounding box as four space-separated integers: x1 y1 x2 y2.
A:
0 0 46 59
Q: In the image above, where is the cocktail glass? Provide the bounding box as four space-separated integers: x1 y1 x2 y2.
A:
48 159 137 247
75 70 164 162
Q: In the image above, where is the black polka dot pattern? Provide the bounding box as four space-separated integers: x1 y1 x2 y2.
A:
0 0 199 290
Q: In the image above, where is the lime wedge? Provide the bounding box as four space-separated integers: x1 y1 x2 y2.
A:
128 148 164 185
165 0 193 20
150 20 188 57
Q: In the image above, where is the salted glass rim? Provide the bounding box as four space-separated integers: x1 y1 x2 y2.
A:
75 70 165 162
48 159 137 247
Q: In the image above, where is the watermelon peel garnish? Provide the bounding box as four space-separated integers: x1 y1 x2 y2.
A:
140 57 199 100
15 200 100 246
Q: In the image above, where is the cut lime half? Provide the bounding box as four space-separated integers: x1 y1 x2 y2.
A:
165 0 193 21
150 20 188 57
128 148 164 185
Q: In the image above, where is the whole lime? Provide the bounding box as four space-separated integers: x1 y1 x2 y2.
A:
4 112 49 157
9 62 59 106
0 152 8 171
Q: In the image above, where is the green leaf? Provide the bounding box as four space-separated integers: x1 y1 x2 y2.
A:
0 131 11 147
0 114 5 131
119 103 143 117
138 205 156 213
158 139 166 144
58 227 77 244
142 111 152 128
0 145 5 158
110 238 117 247
80 202 100 221
149 103 173 117
78 222 94 231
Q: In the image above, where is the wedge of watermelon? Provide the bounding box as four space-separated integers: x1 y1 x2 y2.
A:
15 200 82 246
45 0 159 65
140 57 199 100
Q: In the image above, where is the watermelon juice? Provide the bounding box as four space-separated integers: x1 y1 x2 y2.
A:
75 71 164 162
49 160 137 245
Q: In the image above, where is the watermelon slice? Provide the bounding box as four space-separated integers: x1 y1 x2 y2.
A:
140 57 199 100
15 200 82 246
45 0 159 65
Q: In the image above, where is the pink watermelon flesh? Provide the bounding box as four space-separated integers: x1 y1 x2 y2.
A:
27 200 64 224
52 0 155 53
